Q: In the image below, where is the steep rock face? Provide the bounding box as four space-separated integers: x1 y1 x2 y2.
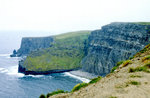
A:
82 22 150 75
16 36 54 56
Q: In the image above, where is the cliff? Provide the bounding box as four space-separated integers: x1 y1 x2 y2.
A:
11 36 54 57
18 31 91 74
47 43 150 98
82 22 150 76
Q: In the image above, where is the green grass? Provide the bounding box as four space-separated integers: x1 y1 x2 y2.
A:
23 31 91 71
142 55 150 62
71 83 88 92
130 74 142 78
129 66 150 73
133 22 150 25
111 61 124 73
46 90 66 98
134 44 150 58
89 76 102 84
128 80 141 85
121 60 132 67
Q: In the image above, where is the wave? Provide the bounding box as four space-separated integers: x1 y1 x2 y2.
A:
6 66 24 77
64 72 90 83
0 53 11 57
0 68 8 73
26 75 46 78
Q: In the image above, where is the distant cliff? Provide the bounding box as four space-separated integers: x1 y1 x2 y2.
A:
11 36 54 57
18 31 91 74
82 22 150 75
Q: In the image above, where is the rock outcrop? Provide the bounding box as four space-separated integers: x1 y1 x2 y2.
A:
11 36 54 57
82 22 150 75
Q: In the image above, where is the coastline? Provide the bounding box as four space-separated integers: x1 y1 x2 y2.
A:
68 70 98 79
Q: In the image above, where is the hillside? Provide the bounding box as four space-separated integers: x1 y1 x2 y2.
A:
19 31 91 74
48 43 150 98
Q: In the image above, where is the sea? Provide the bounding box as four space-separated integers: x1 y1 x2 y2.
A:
0 32 89 98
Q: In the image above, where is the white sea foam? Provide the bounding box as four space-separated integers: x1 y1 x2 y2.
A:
0 68 8 73
27 75 45 78
0 53 11 57
64 72 90 83
6 66 24 77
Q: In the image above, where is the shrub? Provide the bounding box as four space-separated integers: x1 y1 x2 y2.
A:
89 76 102 84
134 44 150 57
111 61 124 73
129 56 134 60
71 83 88 92
128 80 141 85
144 63 150 68
128 66 150 73
46 90 65 97
121 60 132 67
39 94 46 98
142 55 150 62
130 74 142 78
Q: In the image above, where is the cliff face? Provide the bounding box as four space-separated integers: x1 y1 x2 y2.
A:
16 36 54 56
82 22 150 75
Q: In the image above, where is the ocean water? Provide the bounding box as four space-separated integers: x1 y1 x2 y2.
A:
0 53 88 98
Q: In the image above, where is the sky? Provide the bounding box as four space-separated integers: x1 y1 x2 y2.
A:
0 0 150 32
0 0 150 52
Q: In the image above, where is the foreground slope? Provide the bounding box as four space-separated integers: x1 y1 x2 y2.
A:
19 31 91 74
51 44 150 98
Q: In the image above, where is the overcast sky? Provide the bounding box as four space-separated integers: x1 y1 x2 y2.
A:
0 0 150 52
0 0 150 33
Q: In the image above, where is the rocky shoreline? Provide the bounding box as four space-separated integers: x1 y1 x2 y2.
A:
69 70 98 79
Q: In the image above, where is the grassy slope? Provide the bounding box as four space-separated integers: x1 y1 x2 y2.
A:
133 22 150 25
23 30 91 71
50 44 150 98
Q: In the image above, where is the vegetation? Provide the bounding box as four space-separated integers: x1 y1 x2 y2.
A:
23 31 91 71
144 63 150 68
129 74 142 78
128 80 141 85
111 60 124 73
89 76 102 84
71 83 88 92
134 44 150 58
133 22 150 25
129 66 150 73
41 76 102 97
142 55 150 62
39 94 46 98
121 60 132 67
46 90 66 98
